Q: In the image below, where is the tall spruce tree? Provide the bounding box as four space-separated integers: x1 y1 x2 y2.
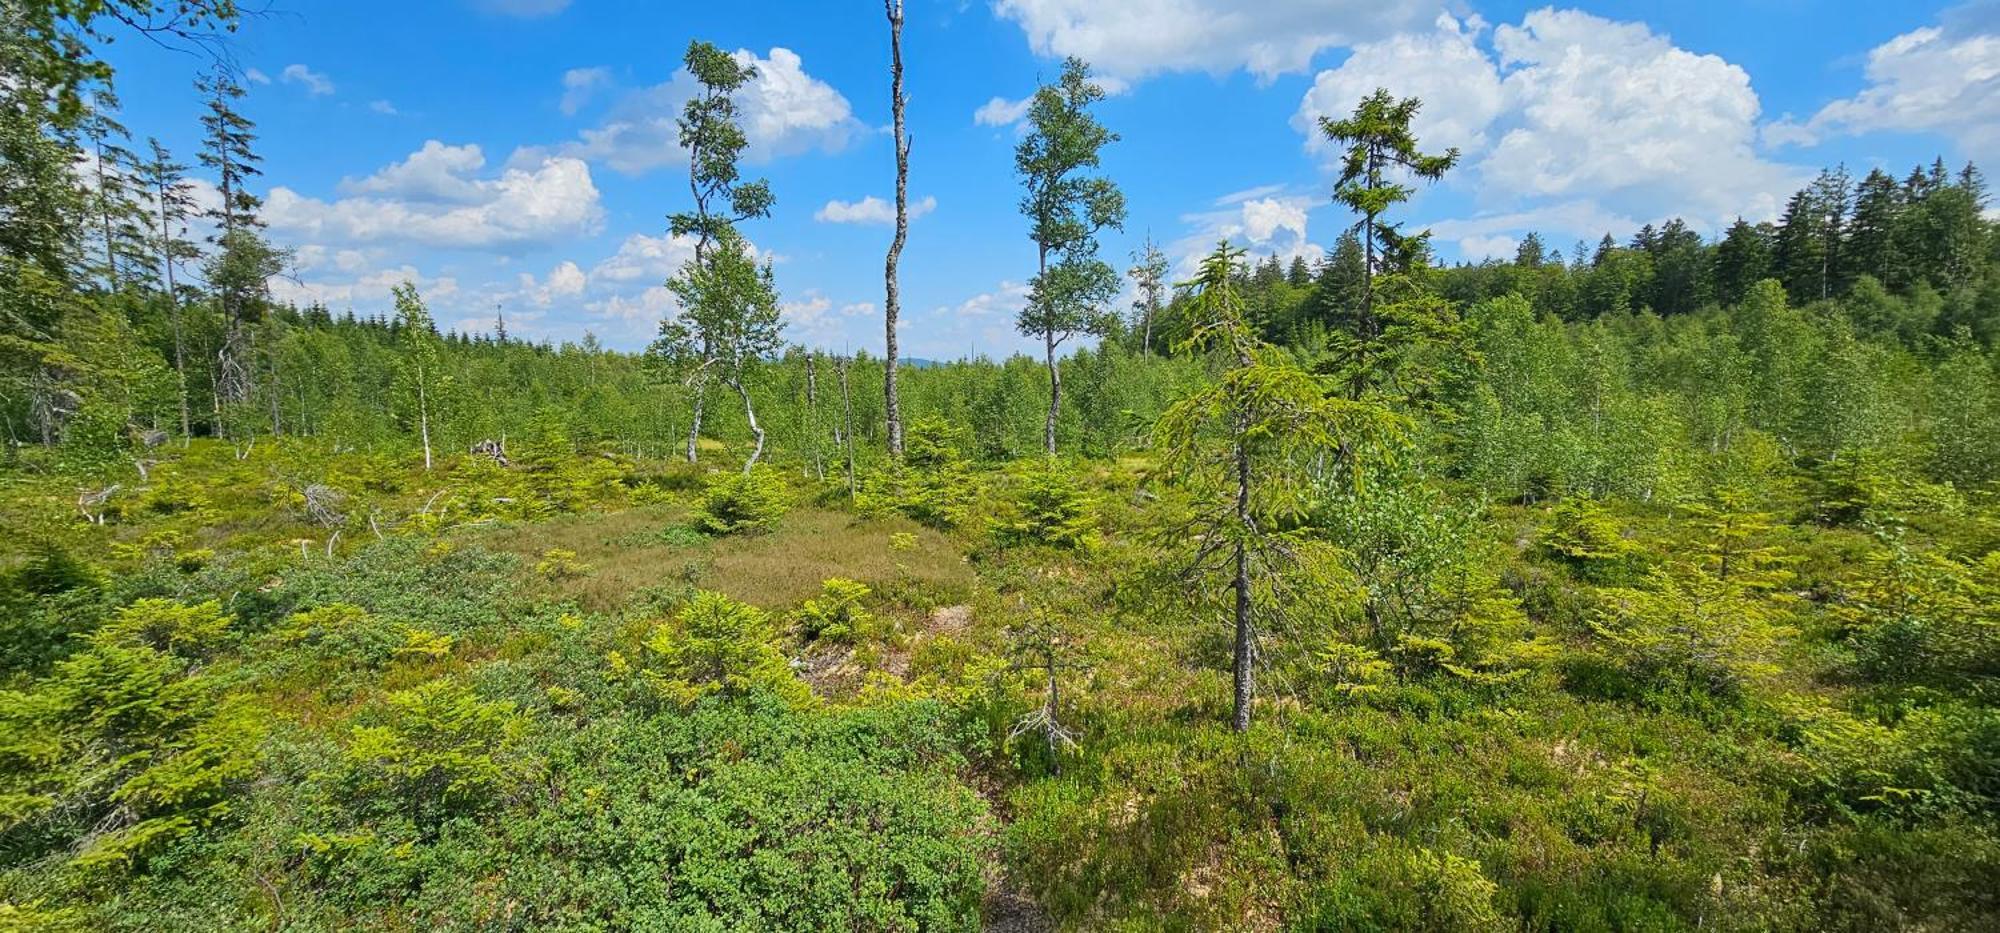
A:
1318 89 1461 402
1774 166 1849 302
1846 167 1905 289
134 137 201 436
196 66 273 418
77 98 153 290
1713 218 1773 307
1154 242 1400 731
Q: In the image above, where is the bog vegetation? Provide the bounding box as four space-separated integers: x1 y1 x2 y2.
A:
3 3 2000 930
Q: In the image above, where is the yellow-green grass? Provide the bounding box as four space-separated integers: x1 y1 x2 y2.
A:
469 503 971 612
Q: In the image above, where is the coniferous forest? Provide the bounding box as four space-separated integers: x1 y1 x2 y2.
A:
4 3 2000 930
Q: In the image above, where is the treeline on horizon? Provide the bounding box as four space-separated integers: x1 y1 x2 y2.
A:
12 150 1998 499
3 0 1996 484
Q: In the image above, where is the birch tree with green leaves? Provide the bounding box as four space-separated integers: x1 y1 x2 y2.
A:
391 283 448 471
659 227 784 474
1015 57 1124 456
658 40 780 470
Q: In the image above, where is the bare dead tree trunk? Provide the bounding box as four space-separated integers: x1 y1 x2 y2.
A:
265 337 282 436
883 0 909 459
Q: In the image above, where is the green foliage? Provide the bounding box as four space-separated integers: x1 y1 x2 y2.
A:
0 599 261 878
1153 242 1404 728
858 417 978 528
1323 478 1546 679
533 546 590 580
8 541 100 596
390 283 450 468
259 602 408 674
990 460 1097 550
486 700 987 931
1540 498 1642 583
637 590 808 707
796 577 873 643
2 20 2000 926
342 677 528 823
1015 57 1127 453
1834 531 2000 692
1592 549 1798 697
94 597 233 658
694 466 789 535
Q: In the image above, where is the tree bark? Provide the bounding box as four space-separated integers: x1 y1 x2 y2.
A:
157 180 191 439
837 356 856 502
685 382 705 464
883 0 908 459
1039 242 1060 457
417 378 432 471
1044 327 1060 457
734 374 765 475
95 139 117 286
805 353 823 481
1045 655 1063 775
1231 436 1254 732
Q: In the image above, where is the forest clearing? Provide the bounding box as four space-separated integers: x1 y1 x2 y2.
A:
3 1 1999 929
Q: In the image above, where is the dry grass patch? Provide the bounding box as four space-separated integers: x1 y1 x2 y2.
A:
463 503 970 612
463 504 698 611
705 508 970 609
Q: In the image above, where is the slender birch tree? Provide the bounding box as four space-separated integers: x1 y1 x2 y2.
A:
391 283 448 471
1015 57 1124 456
663 41 774 464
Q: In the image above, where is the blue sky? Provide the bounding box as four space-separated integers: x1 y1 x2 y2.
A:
104 0 2000 357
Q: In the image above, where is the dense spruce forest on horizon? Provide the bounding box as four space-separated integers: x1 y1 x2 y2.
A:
4 2 2000 930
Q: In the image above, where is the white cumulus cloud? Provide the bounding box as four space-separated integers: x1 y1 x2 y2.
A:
993 0 1447 82
1294 14 1505 159
281 63 334 96
814 195 936 224
267 144 604 250
1170 188 1322 274
1293 8 1809 249
546 47 860 175
974 94 1035 127
560 66 612 116
1764 6 2000 163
